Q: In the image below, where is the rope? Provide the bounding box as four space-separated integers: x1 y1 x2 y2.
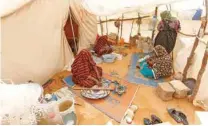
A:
178 31 196 37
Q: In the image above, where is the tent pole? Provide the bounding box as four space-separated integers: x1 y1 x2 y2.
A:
129 20 134 49
120 14 124 40
190 41 208 102
189 0 208 102
151 7 158 41
182 4 208 81
98 16 150 23
99 17 103 36
106 16 108 36
68 8 78 54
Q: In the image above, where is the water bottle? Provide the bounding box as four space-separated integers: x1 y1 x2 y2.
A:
152 15 157 30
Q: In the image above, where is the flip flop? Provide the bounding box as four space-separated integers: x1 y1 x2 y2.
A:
144 118 152 125
151 114 162 124
167 108 182 123
178 111 189 125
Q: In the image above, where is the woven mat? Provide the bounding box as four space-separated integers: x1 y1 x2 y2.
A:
72 73 139 123
43 71 138 123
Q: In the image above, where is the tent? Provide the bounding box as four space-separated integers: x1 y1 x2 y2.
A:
1 0 208 111
0 0 97 84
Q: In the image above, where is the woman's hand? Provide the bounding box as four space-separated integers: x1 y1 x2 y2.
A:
147 59 153 68
88 76 102 87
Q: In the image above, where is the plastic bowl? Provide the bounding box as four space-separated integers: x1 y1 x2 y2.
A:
102 54 116 63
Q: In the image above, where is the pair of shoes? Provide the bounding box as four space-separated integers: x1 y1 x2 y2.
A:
167 108 189 125
143 115 162 125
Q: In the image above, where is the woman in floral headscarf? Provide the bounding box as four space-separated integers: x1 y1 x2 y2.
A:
154 11 181 54
139 45 173 79
71 49 102 87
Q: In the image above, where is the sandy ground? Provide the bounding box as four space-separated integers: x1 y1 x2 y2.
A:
74 47 203 125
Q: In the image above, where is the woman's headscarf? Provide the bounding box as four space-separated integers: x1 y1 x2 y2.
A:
160 11 172 20
153 45 168 57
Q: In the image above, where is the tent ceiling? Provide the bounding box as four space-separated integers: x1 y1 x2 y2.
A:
81 0 204 16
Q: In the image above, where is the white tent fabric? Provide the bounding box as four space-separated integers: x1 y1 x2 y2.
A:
1 0 97 84
69 0 97 52
173 20 208 109
1 0 73 84
81 0 204 16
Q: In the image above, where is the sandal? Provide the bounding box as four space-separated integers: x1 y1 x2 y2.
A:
167 108 182 123
178 111 189 125
144 118 152 125
151 114 162 124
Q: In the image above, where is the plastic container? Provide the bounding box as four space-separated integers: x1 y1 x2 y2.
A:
102 54 117 63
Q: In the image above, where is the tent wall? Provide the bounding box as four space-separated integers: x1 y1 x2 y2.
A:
69 0 98 52
1 0 73 84
173 20 208 107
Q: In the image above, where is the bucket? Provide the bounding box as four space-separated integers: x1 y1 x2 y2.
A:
57 98 75 117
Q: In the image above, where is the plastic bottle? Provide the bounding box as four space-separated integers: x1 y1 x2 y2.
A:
152 15 157 30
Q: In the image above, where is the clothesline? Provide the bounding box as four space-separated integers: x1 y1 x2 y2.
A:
178 31 207 45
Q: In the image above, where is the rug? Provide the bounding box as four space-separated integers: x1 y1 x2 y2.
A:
126 53 170 87
43 70 70 94
71 74 139 123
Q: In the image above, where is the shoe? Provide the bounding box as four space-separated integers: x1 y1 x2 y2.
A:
151 114 162 124
144 118 152 125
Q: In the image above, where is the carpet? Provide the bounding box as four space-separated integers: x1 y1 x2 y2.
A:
43 71 139 123
126 53 170 87
71 74 139 123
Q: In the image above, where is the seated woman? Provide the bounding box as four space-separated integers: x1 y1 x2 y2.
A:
71 49 102 88
94 35 113 57
138 45 173 79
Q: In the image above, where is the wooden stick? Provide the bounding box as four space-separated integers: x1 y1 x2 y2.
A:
151 7 158 41
68 8 78 53
120 14 124 40
129 20 134 49
116 20 120 44
99 16 103 36
137 13 141 34
106 16 108 36
182 3 208 81
189 0 208 102
73 88 114 91
190 43 208 101
98 16 150 24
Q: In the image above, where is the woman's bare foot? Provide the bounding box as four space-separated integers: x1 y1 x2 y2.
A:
136 65 140 69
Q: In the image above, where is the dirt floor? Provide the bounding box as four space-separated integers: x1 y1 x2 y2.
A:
74 47 203 125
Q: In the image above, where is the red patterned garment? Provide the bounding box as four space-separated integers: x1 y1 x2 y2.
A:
71 49 102 87
94 35 113 57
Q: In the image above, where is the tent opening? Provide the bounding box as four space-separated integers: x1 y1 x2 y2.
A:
64 9 79 55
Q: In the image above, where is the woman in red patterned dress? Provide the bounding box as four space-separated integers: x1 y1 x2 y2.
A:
94 35 113 57
71 49 102 87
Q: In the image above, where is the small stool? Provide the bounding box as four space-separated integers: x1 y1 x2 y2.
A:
156 82 175 101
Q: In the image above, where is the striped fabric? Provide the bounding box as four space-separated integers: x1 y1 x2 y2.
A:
71 49 102 87
94 35 113 57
